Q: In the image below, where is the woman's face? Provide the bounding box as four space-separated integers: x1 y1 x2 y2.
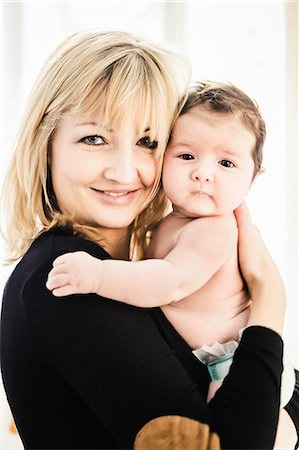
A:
50 111 158 234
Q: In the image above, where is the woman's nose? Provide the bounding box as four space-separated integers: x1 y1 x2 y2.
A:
104 150 138 185
191 165 214 183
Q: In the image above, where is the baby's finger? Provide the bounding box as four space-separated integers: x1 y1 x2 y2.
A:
48 265 70 279
46 274 72 291
52 286 76 297
52 254 70 267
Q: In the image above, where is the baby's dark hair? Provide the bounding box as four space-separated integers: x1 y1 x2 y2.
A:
181 81 266 177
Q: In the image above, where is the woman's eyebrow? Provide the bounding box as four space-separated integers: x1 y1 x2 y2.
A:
75 121 96 127
75 122 113 132
74 124 152 136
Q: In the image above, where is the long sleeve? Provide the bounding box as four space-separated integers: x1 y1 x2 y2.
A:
23 278 283 449
151 308 283 450
1 230 283 450
210 326 283 448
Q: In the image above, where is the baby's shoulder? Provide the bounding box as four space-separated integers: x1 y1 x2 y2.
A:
178 213 238 248
149 214 188 258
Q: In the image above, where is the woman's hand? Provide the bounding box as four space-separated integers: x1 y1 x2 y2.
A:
234 202 286 335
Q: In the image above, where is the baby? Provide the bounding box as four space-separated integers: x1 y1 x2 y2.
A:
46 81 284 402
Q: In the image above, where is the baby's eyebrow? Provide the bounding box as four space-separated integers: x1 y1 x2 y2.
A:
168 140 192 148
219 148 242 158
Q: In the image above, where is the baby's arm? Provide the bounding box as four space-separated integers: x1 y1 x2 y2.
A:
46 214 238 307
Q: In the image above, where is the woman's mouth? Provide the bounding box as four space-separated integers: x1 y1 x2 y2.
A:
103 191 130 197
90 188 138 205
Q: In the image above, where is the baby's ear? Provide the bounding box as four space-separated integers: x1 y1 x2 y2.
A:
258 165 266 175
251 165 266 186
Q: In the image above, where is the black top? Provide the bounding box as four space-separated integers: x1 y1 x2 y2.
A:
1 229 283 449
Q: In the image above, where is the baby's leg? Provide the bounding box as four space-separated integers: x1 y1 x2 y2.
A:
46 251 103 297
207 381 223 403
274 409 297 449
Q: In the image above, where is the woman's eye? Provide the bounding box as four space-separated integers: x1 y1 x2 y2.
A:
219 159 235 168
179 154 194 160
80 135 105 146
137 136 158 150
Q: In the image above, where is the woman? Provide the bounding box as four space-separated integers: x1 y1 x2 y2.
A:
0 30 297 450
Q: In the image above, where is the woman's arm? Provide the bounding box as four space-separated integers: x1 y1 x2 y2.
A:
46 214 237 306
234 203 297 449
206 203 286 447
234 202 286 336
28 226 285 449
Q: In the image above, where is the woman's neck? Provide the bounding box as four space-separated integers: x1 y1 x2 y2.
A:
103 228 131 260
79 226 131 260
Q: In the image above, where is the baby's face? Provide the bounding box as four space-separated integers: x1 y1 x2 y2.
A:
163 108 256 218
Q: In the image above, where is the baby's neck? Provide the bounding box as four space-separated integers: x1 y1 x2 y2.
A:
170 206 225 221
169 209 193 220
170 205 203 220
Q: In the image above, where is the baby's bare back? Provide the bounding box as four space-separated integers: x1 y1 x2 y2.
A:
149 213 251 349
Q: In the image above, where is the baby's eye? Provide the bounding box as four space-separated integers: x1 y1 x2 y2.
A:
219 159 235 168
80 135 105 146
137 136 158 150
179 154 194 160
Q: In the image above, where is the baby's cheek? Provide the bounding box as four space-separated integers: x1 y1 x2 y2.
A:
220 185 246 213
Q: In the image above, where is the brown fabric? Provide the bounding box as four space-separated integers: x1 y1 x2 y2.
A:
134 415 221 450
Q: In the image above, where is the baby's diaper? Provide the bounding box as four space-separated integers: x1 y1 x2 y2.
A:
192 330 296 407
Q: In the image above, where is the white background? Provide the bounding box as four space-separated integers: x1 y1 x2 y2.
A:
1 1 298 448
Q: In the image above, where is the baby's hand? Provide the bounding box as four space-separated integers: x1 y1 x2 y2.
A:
46 251 103 297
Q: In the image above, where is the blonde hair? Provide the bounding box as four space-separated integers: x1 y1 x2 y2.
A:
1 30 191 263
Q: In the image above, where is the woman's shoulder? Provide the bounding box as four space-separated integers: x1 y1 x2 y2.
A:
30 228 111 260
8 228 111 291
